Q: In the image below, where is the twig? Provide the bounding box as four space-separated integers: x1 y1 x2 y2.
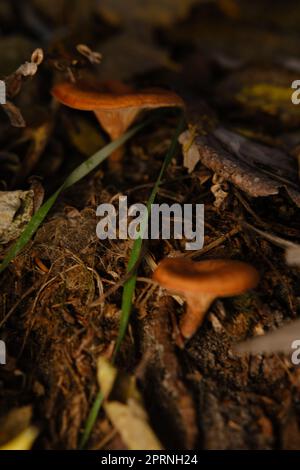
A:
184 226 240 258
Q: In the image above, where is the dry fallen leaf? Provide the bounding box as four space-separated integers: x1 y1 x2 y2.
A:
210 173 228 208
65 116 105 157
0 190 34 244
0 406 39 450
0 426 39 451
97 356 118 399
97 357 163 450
179 127 200 173
76 44 102 65
104 401 163 451
1 46 44 127
179 126 300 206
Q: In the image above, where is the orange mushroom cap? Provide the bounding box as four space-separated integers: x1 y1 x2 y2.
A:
51 81 184 111
153 258 259 341
153 258 259 297
51 80 184 172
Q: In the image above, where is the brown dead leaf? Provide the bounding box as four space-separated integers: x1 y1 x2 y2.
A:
0 426 39 450
0 406 32 446
1 47 44 128
65 116 105 156
97 357 163 450
104 401 163 451
179 126 300 206
0 189 34 244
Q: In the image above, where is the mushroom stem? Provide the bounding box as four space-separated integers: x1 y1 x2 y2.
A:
94 107 140 173
107 147 124 172
180 293 216 339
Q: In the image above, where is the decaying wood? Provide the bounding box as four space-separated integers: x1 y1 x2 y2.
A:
138 296 198 449
180 127 300 206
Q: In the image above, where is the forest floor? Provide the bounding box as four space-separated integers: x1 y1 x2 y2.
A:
0 0 300 450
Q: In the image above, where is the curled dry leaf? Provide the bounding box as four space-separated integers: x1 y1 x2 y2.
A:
5 48 44 98
179 126 300 206
97 357 163 450
211 173 229 208
76 44 102 65
16 48 43 77
179 127 200 174
0 190 34 244
31 48 44 66
1 47 44 127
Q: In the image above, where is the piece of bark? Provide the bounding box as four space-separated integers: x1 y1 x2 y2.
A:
179 127 300 206
137 297 198 449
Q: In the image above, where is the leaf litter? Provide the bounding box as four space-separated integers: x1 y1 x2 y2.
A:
1 0 300 452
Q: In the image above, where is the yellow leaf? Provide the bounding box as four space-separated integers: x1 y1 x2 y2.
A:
0 426 39 451
97 358 163 450
105 401 163 451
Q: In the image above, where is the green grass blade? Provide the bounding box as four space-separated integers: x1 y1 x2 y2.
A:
79 391 104 449
0 121 146 274
114 113 185 357
62 123 145 190
79 113 184 449
0 189 61 274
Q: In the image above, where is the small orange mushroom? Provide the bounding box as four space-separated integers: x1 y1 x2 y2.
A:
153 258 259 341
51 80 184 171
